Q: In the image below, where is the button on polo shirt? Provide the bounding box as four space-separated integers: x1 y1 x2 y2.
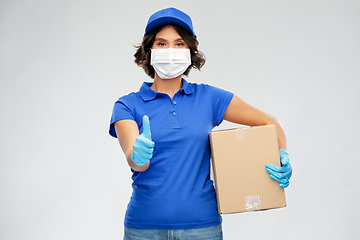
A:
122 79 199 132
109 79 234 229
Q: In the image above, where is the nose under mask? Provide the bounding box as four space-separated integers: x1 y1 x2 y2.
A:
150 48 191 79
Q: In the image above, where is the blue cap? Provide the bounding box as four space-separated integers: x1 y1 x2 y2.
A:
144 7 196 38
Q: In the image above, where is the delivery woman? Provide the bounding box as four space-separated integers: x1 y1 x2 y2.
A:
109 7 292 240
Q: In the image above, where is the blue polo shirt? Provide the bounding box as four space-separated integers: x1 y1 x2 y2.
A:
109 79 234 229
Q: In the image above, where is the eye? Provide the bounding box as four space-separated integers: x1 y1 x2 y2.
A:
176 42 184 47
158 42 166 46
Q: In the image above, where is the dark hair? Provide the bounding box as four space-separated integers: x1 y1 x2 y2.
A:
134 24 206 79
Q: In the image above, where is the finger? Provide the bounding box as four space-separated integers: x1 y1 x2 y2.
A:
133 140 153 156
265 163 281 172
279 181 290 188
269 174 289 185
138 136 155 148
142 115 152 140
266 169 283 179
132 153 149 166
133 145 153 158
270 174 287 183
135 144 154 157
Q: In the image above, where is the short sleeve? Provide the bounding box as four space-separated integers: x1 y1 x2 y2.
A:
204 85 234 127
109 98 135 138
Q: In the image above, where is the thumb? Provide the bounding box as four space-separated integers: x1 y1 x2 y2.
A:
279 149 289 165
141 115 152 140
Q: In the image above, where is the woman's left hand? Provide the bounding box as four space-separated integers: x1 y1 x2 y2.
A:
265 149 292 188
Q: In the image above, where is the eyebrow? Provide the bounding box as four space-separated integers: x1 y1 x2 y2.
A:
154 37 184 41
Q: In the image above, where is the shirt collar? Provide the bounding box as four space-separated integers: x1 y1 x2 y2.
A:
139 82 157 101
139 78 194 101
181 78 194 95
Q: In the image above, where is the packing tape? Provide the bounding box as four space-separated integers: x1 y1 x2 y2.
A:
245 195 261 211
236 128 251 140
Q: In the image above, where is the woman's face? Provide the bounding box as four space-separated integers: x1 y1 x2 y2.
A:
151 25 189 49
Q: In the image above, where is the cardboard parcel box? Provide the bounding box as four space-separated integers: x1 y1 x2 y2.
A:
209 125 286 214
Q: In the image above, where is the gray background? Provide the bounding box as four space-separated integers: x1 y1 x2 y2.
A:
1 0 359 239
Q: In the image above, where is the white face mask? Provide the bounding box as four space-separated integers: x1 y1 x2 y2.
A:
150 48 191 79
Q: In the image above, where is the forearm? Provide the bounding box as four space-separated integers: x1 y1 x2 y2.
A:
266 116 287 150
223 95 287 150
114 119 150 172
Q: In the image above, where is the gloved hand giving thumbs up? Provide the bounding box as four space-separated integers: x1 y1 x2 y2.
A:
132 115 155 166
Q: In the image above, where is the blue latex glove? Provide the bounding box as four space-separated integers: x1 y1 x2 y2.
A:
265 149 292 188
132 115 155 166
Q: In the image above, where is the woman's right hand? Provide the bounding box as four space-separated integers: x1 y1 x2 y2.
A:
132 115 155 166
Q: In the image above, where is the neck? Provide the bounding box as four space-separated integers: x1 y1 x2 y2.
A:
150 74 183 99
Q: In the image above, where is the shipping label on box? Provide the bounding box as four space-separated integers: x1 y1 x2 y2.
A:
209 125 286 214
